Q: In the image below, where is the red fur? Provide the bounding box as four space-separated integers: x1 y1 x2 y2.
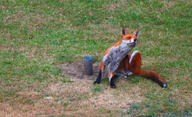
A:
95 28 167 88
118 52 167 84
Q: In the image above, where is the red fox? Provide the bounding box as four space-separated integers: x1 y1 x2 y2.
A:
94 27 167 88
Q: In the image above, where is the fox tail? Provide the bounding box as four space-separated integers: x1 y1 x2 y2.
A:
139 69 167 88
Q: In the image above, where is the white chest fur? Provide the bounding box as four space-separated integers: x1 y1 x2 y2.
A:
103 42 133 72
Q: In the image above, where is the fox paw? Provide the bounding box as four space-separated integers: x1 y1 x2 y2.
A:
93 80 100 84
161 83 167 88
110 84 116 88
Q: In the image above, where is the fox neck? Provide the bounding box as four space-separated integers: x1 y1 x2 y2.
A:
119 40 134 51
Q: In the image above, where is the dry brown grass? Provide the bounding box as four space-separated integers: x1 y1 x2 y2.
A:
0 64 146 117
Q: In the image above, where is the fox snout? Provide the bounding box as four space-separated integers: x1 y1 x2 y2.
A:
129 39 137 47
133 39 137 45
122 38 137 46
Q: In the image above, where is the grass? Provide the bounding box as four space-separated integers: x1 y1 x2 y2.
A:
0 0 192 116
92 84 106 92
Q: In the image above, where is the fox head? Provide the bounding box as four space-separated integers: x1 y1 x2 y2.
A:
120 27 139 47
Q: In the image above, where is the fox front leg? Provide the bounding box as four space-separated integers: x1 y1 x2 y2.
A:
108 72 116 88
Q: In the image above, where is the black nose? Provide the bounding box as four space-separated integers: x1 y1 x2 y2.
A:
134 39 137 42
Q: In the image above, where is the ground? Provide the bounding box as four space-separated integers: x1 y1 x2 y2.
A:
0 0 192 116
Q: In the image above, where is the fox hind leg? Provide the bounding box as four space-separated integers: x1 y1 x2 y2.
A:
108 72 117 88
129 51 167 88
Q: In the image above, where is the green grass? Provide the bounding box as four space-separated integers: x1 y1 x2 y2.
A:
0 0 192 116
92 84 106 92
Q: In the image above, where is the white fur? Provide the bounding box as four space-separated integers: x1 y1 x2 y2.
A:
102 40 136 81
127 71 133 76
129 50 139 63
122 39 135 44
108 73 113 82
103 53 109 63
102 42 133 72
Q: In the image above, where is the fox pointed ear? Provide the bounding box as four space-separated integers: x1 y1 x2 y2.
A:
122 27 126 35
134 30 140 38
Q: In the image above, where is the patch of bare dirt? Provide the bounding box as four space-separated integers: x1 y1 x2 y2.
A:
58 62 101 80
0 90 61 117
81 86 143 111
47 79 92 96
0 63 145 116
46 63 145 114
44 79 144 115
44 79 100 116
